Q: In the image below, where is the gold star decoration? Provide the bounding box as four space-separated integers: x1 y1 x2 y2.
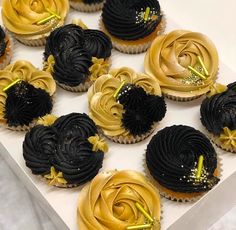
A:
43 55 55 73
44 167 67 186
36 114 58 126
88 134 109 153
219 127 236 149
207 83 228 97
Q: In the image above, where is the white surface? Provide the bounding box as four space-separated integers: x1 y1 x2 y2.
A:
0 1 236 230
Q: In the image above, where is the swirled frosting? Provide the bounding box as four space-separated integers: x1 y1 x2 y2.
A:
53 46 93 86
4 81 53 127
44 24 84 59
23 113 106 186
0 26 7 57
84 29 112 59
2 0 69 39
23 125 57 175
78 170 161 230
0 61 55 126
146 125 219 193
102 0 162 40
88 67 162 137
201 83 236 136
145 30 219 97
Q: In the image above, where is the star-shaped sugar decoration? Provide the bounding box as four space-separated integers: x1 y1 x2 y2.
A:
88 134 109 153
219 127 236 149
44 166 67 186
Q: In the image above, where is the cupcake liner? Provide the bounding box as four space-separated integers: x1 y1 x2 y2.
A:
163 92 203 102
14 35 47 47
103 124 157 144
70 1 104 12
143 151 222 202
99 12 166 54
207 131 236 154
4 121 36 132
0 32 13 69
57 80 93 92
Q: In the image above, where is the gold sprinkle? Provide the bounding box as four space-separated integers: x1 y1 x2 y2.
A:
37 14 56 25
135 202 154 223
126 223 152 230
46 8 61 19
197 56 209 76
113 81 126 99
196 155 204 179
144 7 150 21
188 66 206 80
3 79 21 92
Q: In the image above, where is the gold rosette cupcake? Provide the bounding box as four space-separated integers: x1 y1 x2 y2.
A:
70 0 105 12
77 170 161 230
201 82 236 153
88 67 167 144
0 60 56 130
2 0 69 46
145 30 219 101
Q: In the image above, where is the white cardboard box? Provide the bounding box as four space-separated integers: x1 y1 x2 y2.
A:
1 1 236 229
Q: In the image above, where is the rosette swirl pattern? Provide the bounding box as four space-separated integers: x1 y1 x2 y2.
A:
2 0 68 38
102 0 162 40
88 67 162 137
44 24 84 59
53 46 92 86
84 29 112 59
78 170 161 230
0 60 56 126
146 125 219 193
145 30 219 96
201 84 236 135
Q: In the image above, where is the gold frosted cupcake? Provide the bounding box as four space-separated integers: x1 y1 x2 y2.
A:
78 170 161 229
2 0 69 46
88 67 167 144
0 60 56 131
201 82 236 153
101 0 165 54
145 30 219 101
70 0 105 12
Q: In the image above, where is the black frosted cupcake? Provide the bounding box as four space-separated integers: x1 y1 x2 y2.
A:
23 113 108 187
0 60 56 131
146 125 220 201
44 23 112 92
0 26 12 69
101 0 165 54
201 82 236 153
70 0 105 12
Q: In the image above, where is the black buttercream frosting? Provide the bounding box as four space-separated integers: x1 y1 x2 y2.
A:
53 46 93 86
0 26 7 57
146 125 219 193
44 24 84 59
201 83 236 135
23 125 57 175
102 0 162 40
4 81 53 127
84 29 112 59
23 113 104 185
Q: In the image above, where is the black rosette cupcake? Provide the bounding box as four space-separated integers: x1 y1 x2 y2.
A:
0 26 12 69
88 67 167 144
200 82 236 153
43 22 112 92
23 113 108 187
146 125 220 201
0 60 56 131
100 0 165 54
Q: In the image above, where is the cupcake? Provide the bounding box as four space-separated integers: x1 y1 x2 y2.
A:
101 0 165 54
78 170 161 229
0 26 12 69
88 67 167 144
146 125 220 202
0 60 56 131
23 113 108 188
145 30 219 101
70 0 105 12
44 22 112 92
200 82 236 153
2 0 69 46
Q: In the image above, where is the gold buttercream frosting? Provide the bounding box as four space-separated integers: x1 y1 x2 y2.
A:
87 67 161 137
2 0 69 40
77 170 161 230
144 30 219 97
0 60 56 124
